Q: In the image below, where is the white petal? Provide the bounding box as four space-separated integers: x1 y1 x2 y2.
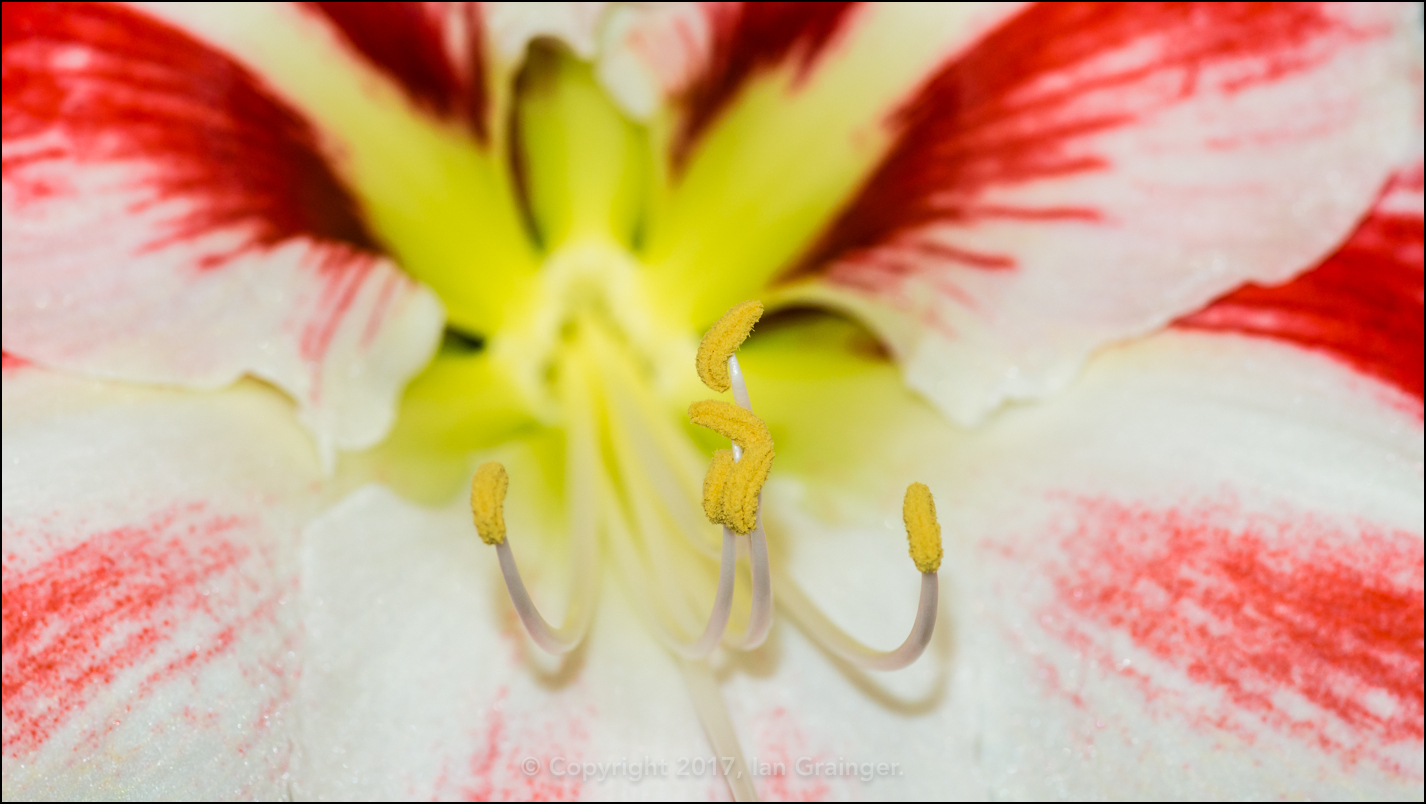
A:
486 2 612 63
297 449 730 799
1 365 326 798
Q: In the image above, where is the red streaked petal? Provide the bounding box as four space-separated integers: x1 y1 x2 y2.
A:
4 507 274 757
773 2 1418 425
1180 164 1425 408
669 2 859 170
1 366 324 798
794 3 1372 275
2 2 376 254
626 4 1028 335
2 2 442 460
733 310 1422 796
1046 497 1423 753
304 2 490 142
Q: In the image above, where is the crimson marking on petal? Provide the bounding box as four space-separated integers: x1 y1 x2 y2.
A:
440 687 589 801
2 2 379 265
360 270 406 349
1179 165 1425 408
1046 496 1423 762
787 3 1361 287
1 351 30 374
752 707 834 802
672 2 860 171
304 2 489 143
298 250 376 368
0 504 265 756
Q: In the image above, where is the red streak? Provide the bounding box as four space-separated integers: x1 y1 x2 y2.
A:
754 707 833 802
360 270 405 349
790 3 1353 285
1052 497 1424 753
1 351 29 374
1180 165 1425 406
297 251 374 368
2 2 378 264
1 505 254 756
454 688 586 802
673 2 859 171
306 2 489 143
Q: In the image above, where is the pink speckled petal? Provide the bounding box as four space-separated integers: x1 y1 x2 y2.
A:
1 365 326 798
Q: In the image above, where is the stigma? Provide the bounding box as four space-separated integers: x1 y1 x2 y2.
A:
470 300 942 669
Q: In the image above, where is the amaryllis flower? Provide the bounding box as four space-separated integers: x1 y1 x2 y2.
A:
3 2 1422 800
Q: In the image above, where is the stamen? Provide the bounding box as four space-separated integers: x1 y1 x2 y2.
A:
576 320 739 657
585 320 719 556
700 449 736 524
609 430 706 630
696 300 763 392
727 352 753 416
595 363 716 631
726 521 774 651
470 461 509 545
601 396 738 658
687 399 772 448
778 571 937 671
492 539 585 655
676 528 738 658
774 483 943 671
689 400 774 535
724 354 772 650
681 661 758 803
597 470 734 659
471 461 583 654
471 343 600 656
903 482 942 573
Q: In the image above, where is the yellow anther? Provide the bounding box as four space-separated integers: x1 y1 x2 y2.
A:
470 461 509 546
702 448 736 525
690 400 775 534
902 482 942 573
696 300 763 392
719 442 774 534
688 399 771 450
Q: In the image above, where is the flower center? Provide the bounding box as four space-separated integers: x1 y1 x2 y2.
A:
490 239 692 425
475 289 942 669
372 42 946 800
483 240 745 653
